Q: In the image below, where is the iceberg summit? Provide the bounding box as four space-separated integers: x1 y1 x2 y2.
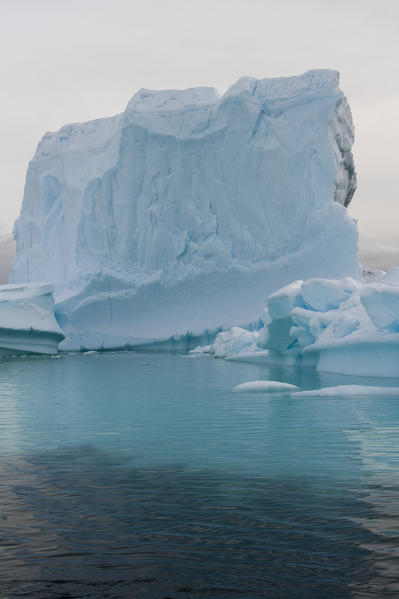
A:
11 70 360 350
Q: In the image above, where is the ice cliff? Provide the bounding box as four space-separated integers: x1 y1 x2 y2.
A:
11 70 360 350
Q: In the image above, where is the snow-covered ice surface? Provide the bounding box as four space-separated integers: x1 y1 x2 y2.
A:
198 268 399 378
0 283 64 355
233 380 300 393
292 386 399 398
11 70 360 350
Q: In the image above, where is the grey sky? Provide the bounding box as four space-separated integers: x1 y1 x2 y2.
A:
0 0 398 269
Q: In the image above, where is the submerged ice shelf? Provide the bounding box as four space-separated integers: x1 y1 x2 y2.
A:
0 283 64 355
11 69 360 350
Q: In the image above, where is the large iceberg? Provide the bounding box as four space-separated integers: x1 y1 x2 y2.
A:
0 283 64 355
11 70 360 350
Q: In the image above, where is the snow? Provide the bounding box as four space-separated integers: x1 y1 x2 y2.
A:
292 385 399 398
11 70 360 350
233 380 300 393
0 283 64 355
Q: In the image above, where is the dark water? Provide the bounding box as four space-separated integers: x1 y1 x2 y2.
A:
1 351 399 598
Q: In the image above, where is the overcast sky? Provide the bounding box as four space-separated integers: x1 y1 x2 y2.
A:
0 0 398 269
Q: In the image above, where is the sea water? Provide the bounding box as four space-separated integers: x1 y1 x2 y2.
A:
1 351 399 598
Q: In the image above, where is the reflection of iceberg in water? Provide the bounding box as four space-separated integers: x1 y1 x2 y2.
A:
344 412 399 596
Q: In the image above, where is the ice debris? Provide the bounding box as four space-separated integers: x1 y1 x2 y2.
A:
233 380 300 393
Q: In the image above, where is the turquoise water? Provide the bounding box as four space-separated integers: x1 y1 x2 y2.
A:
1 351 399 598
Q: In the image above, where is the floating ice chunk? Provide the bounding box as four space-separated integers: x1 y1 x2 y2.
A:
0 283 64 355
199 271 399 377
211 327 259 358
189 344 212 355
233 380 300 393
292 385 399 398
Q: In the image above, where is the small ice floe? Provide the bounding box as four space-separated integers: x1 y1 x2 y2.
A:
233 380 300 393
292 385 399 398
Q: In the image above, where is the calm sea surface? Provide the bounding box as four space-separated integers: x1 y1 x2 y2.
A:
1 351 399 598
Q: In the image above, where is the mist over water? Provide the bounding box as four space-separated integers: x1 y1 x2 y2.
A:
1 351 399 597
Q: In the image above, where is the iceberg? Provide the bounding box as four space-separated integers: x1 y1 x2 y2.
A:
11 70 360 350
0 283 64 355
202 268 399 378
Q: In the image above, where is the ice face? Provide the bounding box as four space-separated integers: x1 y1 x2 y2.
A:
11 70 360 350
